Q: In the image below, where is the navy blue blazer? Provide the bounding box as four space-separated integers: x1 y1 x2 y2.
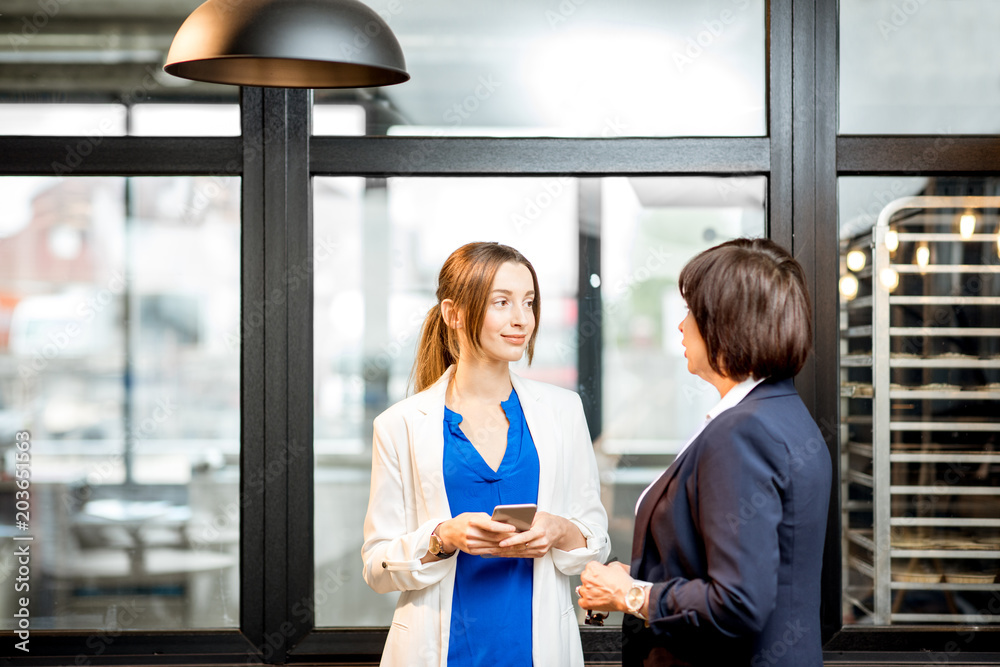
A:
623 378 832 667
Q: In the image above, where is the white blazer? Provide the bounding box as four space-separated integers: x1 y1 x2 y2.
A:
362 366 611 667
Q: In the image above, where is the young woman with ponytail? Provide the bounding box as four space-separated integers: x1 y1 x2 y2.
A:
362 242 610 667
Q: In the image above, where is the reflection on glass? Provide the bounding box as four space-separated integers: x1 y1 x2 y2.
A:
336 0 765 137
839 179 1000 627
312 175 766 627
0 177 240 631
841 0 1000 133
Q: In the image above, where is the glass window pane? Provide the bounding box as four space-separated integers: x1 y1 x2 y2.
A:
0 104 126 136
314 0 766 137
313 105 366 136
0 176 240 630
598 175 766 602
841 0 1000 134
839 176 1000 626
130 104 240 136
313 175 766 627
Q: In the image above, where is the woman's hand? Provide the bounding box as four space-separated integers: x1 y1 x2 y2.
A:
492 510 586 558
435 512 517 555
578 561 633 612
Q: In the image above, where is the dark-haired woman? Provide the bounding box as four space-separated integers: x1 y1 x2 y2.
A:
578 238 832 667
362 242 610 667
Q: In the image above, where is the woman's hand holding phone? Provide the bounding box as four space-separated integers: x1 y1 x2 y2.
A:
495 510 587 557
435 506 588 559
436 512 517 556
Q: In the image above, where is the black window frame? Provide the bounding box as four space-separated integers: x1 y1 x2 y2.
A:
5 0 1000 663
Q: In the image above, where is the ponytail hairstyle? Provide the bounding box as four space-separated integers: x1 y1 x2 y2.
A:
411 242 541 393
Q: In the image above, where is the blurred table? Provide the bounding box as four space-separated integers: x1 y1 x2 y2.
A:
74 499 192 572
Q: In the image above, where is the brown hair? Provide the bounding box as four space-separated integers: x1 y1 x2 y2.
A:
678 238 812 381
411 242 541 392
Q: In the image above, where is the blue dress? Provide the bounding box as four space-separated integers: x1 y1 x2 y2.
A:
443 388 539 667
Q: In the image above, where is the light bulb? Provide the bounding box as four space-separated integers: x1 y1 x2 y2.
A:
846 250 866 272
916 244 930 268
960 214 976 239
839 274 859 301
880 268 900 292
885 230 899 252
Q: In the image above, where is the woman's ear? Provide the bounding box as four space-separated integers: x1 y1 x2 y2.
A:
440 299 462 329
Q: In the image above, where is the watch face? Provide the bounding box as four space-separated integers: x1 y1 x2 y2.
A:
627 586 645 611
430 534 442 554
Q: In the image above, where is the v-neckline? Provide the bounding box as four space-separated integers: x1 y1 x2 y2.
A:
445 390 520 476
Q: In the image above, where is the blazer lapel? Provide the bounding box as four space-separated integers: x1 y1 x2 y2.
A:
510 372 555 511
629 379 797 564
412 367 453 518
630 439 696 564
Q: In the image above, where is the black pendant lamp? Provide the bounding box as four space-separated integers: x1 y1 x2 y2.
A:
164 0 409 88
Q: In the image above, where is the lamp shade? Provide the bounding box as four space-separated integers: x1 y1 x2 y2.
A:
164 0 409 88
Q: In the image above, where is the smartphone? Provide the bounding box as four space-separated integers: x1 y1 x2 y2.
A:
491 503 537 532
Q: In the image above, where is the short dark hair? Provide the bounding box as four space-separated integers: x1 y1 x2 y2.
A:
678 238 812 381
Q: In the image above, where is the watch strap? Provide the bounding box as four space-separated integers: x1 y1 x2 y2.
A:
430 523 455 558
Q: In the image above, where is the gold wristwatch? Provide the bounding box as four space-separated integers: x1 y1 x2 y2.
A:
429 524 455 559
625 581 652 619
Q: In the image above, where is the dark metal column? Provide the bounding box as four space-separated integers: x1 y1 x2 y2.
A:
813 0 842 645
768 0 793 251
577 179 602 442
240 86 314 662
781 0 841 644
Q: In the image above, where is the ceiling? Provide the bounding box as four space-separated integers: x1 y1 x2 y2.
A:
0 0 768 135
1 0 999 137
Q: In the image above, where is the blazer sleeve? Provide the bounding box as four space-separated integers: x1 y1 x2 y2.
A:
647 416 782 637
549 393 611 575
362 416 455 594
